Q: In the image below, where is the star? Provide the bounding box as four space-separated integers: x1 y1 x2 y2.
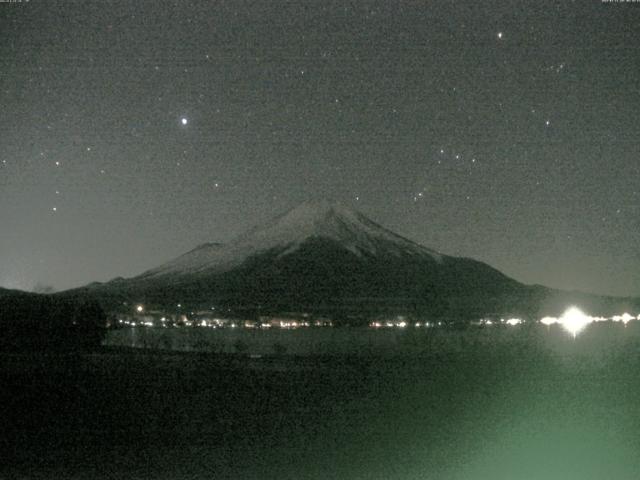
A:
181 117 188 126
52 207 57 212
497 32 503 40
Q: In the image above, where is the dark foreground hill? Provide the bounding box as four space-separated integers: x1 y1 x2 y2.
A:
64 201 639 322
0 288 106 351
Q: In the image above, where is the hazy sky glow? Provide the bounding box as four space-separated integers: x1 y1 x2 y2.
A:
0 0 639 296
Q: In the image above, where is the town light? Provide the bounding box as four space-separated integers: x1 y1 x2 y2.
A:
561 306 590 337
613 313 634 325
540 316 558 326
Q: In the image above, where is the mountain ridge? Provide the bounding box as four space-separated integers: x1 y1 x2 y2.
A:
62 201 639 321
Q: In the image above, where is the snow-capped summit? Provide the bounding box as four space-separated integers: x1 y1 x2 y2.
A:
235 200 442 259
139 200 442 279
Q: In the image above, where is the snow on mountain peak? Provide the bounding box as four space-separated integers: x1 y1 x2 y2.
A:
239 200 438 256
139 200 442 278
238 200 370 245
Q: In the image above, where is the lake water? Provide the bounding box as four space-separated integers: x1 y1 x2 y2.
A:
5 322 640 479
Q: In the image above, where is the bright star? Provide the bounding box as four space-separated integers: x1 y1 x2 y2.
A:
497 32 503 39
181 117 188 125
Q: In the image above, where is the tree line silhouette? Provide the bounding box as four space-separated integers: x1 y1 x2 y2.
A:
0 289 106 352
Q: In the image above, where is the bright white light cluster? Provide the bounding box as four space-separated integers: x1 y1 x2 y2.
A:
469 308 639 337
612 313 635 324
538 307 638 337
540 316 558 326
369 320 434 329
560 307 591 337
471 318 521 326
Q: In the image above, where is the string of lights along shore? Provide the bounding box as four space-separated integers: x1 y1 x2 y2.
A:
125 302 640 339
1 1 639 298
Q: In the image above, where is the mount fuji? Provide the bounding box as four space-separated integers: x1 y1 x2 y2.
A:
68 201 638 322
139 200 445 280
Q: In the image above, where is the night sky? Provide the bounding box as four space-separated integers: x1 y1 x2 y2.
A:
1 0 638 296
